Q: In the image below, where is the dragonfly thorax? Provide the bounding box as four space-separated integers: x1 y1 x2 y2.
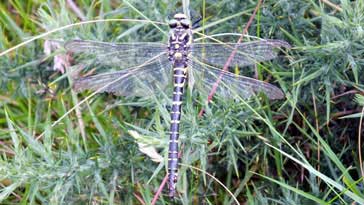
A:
168 13 192 65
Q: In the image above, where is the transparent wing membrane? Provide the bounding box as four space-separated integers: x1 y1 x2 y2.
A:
66 38 288 99
65 40 167 68
191 40 291 67
189 59 284 100
73 56 171 97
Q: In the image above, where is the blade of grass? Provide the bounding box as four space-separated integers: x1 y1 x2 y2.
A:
0 18 166 57
254 172 328 204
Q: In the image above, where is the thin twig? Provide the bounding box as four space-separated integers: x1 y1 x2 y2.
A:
320 0 343 12
133 193 146 205
331 89 359 100
330 109 362 119
198 0 263 117
151 174 168 204
312 90 321 184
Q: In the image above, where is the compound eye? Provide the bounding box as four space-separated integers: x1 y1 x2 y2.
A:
169 19 178 28
180 19 190 28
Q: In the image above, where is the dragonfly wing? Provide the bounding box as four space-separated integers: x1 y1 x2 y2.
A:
73 55 171 97
191 40 290 67
65 40 167 68
189 59 284 100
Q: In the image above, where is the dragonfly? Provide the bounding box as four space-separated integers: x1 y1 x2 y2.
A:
65 13 290 198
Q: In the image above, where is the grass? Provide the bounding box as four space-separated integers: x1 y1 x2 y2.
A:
1 0 364 204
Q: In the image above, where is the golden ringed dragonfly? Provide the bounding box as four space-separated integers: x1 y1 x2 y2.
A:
65 13 290 198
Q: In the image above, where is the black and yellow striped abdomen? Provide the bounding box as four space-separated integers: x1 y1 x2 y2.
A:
168 65 187 197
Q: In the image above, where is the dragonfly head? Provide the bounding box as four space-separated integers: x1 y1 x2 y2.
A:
169 13 191 29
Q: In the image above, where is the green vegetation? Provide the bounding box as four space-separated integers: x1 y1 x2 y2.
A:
1 0 364 204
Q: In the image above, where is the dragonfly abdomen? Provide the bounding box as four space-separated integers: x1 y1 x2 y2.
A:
168 65 187 197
